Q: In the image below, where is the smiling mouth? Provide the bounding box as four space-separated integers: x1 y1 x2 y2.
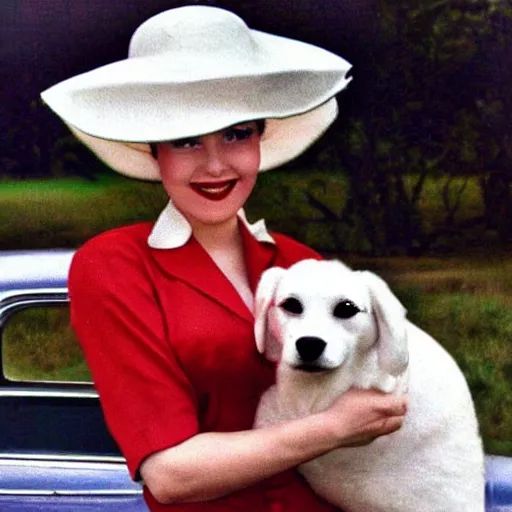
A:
191 179 237 201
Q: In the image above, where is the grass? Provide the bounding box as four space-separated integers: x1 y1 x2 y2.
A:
402 290 511 455
347 253 512 303
0 174 167 249
1 172 511 456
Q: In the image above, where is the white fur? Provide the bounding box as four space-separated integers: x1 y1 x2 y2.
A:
254 259 485 512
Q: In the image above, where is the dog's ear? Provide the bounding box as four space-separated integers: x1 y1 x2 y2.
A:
254 266 286 361
359 271 409 376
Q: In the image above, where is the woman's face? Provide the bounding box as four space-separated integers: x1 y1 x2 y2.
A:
156 122 261 229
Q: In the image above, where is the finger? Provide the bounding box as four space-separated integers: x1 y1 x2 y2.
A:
343 416 405 448
391 397 408 416
377 416 405 435
375 396 408 417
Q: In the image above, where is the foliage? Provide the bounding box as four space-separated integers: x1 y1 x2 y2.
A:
3 306 91 382
308 0 512 255
1 98 116 182
247 169 351 252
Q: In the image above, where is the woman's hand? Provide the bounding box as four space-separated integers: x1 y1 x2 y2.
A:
320 388 408 448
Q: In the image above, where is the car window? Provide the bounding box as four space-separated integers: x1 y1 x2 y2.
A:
2 305 92 383
0 304 123 458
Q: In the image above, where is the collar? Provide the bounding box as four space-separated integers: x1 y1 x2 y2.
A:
147 200 275 249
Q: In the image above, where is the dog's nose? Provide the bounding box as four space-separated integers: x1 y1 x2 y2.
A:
296 336 327 362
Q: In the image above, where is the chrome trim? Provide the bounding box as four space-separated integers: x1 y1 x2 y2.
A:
0 286 68 300
0 489 143 496
0 389 98 399
0 288 69 328
0 453 124 465
0 457 144 496
0 287 69 304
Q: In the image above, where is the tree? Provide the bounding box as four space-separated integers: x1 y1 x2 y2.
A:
308 0 512 255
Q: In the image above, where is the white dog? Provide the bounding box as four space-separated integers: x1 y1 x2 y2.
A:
254 259 485 512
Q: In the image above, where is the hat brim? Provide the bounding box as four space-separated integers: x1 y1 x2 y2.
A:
41 12 352 180
65 98 339 180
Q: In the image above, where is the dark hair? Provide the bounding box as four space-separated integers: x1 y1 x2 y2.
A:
149 119 265 159
254 119 265 135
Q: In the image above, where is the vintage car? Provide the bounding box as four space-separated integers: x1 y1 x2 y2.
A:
0 250 147 511
0 249 511 511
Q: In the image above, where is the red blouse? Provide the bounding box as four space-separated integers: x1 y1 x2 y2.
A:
69 221 339 512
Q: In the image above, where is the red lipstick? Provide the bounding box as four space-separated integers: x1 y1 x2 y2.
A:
190 179 237 201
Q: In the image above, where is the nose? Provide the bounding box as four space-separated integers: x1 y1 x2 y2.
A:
203 137 229 177
295 337 327 362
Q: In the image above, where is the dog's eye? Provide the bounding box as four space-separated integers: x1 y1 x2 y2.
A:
333 300 360 319
279 297 303 315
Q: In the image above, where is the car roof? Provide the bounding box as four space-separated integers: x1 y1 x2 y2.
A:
0 249 75 292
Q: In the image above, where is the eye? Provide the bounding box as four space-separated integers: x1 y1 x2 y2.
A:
279 297 303 315
333 300 360 319
224 124 256 143
168 137 201 150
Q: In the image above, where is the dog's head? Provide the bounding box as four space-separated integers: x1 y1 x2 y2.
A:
254 259 408 376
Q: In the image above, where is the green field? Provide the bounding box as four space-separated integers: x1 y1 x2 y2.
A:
1 173 511 456
0 174 167 249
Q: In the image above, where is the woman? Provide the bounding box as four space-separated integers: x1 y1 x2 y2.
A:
41 6 407 511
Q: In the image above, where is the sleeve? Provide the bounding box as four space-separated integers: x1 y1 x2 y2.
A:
68 232 199 480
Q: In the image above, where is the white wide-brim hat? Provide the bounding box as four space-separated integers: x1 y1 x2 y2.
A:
41 6 352 181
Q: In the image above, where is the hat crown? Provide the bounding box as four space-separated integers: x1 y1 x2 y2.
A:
129 6 257 64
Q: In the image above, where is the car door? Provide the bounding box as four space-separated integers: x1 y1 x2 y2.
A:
0 250 148 511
